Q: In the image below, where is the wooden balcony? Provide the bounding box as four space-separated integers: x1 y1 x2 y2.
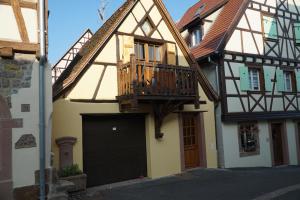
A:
117 55 199 103
117 55 200 139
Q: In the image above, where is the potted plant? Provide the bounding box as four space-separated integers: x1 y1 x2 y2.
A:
58 164 87 193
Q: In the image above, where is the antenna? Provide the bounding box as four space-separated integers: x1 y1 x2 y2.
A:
98 0 110 23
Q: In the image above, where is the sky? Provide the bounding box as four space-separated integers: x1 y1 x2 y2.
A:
48 0 198 65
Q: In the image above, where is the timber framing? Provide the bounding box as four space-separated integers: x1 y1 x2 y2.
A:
53 0 218 102
0 0 45 56
0 0 37 9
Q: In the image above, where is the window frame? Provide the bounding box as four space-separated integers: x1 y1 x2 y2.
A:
283 70 296 93
293 22 300 45
238 122 260 157
141 18 155 37
261 13 278 41
189 26 202 48
247 65 265 92
134 40 162 63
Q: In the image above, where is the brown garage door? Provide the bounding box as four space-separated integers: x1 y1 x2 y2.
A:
82 114 147 187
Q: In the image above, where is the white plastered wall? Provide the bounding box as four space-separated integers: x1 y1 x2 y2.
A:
222 122 272 168
10 55 52 188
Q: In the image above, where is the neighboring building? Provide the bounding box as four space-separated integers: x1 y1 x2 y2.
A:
52 0 218 188
179 0 300 168
0 0 52 199
52 29 93 83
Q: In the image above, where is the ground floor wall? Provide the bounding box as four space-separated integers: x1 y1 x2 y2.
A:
52 99 218 181
219 119 300 168
0 55 52 199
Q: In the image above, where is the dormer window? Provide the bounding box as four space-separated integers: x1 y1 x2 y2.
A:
141 19 153 36
190 27 202 47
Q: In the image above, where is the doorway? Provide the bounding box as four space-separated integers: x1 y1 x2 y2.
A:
270 122 288 166
181 113 206 169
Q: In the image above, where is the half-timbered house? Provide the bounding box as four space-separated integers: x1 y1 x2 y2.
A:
0 0 52 199
52 0 218 188
179 0 300 168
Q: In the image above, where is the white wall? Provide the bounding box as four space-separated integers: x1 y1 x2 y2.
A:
222 122 272 168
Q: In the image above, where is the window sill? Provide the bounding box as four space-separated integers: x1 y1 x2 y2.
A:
263 37 279 42
239 151 260 157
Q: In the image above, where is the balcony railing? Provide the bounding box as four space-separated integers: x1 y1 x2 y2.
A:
117 55 198 99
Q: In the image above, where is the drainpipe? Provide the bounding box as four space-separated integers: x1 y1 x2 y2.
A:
38 0 46 199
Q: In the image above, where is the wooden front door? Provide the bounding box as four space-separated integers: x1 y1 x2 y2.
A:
83 114 147 187
271 123 285 166
182 113 200 169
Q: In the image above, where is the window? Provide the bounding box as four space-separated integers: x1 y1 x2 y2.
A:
134 42 145 60
283 71 293 92
249 69 260 91
262 15 278 40
190 27 202 47
148 44 161 62
134 41 161 62
141 19 153 36
239 123 260 156
294 22 300 45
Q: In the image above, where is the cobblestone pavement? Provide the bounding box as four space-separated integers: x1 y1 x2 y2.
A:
82 166 300 200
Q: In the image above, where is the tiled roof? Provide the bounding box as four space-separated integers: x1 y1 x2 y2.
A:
177 0 228 31
191 0 249 59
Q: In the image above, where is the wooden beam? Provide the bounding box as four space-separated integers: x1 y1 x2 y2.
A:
0 41 38 53
11 0 30 43
0 0 37 9
0 47 13 57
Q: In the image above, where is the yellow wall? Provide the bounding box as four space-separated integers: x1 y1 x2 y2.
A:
52 0 217 181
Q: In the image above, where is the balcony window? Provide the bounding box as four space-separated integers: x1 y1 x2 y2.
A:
149 45 161 62
135 41 161 62
134 42 145 60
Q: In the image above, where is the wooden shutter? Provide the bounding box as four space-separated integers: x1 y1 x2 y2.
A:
263 16 278 39
239 66 249 91
264 68 272 91
276 68 284 92
167 43 176 65
122 35 134 63
294 23 300 44
295 69 300 92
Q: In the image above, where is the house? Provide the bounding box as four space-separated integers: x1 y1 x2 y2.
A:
0 0 52 199
178 0 300 168
52 29 93 84
52 0 218 188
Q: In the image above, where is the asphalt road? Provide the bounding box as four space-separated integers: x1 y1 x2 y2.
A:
86 166 300 200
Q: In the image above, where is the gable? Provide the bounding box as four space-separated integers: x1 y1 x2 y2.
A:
225 0 300 60
54 0 218 101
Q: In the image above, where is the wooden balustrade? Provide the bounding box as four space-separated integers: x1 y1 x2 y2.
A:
117 55 198 98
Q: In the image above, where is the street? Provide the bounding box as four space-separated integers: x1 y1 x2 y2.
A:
86 166 300 200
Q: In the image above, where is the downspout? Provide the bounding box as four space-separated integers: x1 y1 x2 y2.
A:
38 0 46 199
209 55 225 168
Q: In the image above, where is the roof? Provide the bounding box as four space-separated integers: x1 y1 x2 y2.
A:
52 29 93 83
53 0 136 99
53 0 218 101
182 0 250 59
177 0 228 31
